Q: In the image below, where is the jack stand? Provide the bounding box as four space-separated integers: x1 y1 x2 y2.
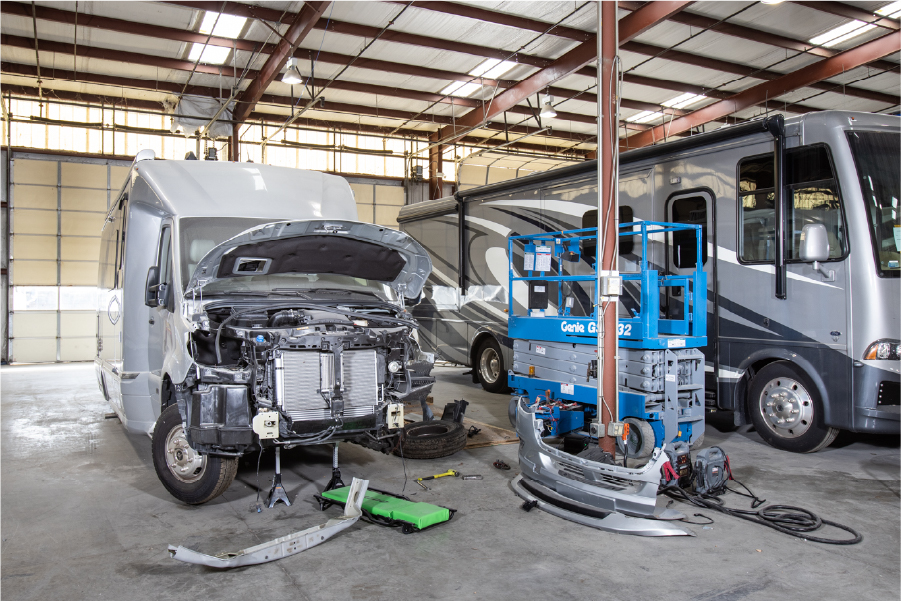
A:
267 446 291 508
323 443 345 492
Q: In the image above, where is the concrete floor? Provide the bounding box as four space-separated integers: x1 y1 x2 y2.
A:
2 363 899 601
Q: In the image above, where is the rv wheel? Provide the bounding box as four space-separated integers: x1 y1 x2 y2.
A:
476 338 509 394
747 362 839 453
151 404 238 504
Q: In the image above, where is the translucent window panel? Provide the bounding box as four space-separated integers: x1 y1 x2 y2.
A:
11 311 57 337
13 286 59 310
60 287 98 310
13 209 58 235
60 261 99 286
374 205 401 228
11 261 58 285
61 237 101 259
60 337 96 362
60 312 97 337
374 185 404 206
61 188 107 212
61 162 107 188
12 235 57 260
13 159 58 185
356 203 374 223
61 211 106 236
12 184 57 209
11 338 58 363
110 166 131 194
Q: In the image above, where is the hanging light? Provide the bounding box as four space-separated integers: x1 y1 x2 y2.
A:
282 58 303 85
540 95 557 119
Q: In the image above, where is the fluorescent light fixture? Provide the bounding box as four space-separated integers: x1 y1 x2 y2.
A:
877 1 901 18
760 0 784 4
188 43 231 64
440 81 482 97
540 96 557 119
810 20 876 47
625 110 664 124
468 58 518 80
661 93 707 109
282 58 303 85
199 12 247 38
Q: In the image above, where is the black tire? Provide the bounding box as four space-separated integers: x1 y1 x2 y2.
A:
394 419 466 460
151 404 238 504
475 338 508 394
690 432 705 449
616 417 656 458
747 361 839 453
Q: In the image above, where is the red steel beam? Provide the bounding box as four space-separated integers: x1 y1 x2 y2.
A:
623 30 901 148
432 1 693 144
791 1 900 31
385 1 591 42
10 2 895 108
233 1 329 123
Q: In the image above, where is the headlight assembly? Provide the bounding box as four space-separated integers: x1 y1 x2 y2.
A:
863 339 901 361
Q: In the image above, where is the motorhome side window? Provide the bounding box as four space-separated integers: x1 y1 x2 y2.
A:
670 196 707 268
739 145 847 263
581 207 634 256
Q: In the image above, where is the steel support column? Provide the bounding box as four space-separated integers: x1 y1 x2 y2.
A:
230 123 240 162
428 133 444 200
597 0 618 455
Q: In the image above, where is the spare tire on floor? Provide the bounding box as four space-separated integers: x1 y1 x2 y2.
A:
394 419 467 460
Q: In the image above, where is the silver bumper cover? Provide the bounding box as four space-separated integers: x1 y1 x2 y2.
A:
168 477 368 568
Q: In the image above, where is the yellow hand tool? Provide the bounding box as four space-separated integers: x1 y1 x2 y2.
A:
415 470 460 489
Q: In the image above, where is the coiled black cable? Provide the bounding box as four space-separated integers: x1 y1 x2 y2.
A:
663 481 862 545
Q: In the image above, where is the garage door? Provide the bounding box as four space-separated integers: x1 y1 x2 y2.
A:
8 153 130 363
348 181 405 229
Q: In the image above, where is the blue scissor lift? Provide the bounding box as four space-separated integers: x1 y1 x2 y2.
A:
507 221 708 451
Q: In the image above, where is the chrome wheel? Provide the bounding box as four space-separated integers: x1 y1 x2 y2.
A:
164 424 206 483
479 346 501 384
758 376 814 439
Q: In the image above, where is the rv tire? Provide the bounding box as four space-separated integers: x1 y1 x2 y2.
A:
476 337 508 394
747 361 839 453
152 404 238 504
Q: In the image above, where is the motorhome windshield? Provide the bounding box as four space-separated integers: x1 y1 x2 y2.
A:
846 131 900 278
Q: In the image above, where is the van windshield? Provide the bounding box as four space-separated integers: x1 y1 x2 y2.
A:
177 217 399 303
846 131 900 278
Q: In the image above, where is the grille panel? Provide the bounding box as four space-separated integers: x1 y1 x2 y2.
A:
279 350 379 421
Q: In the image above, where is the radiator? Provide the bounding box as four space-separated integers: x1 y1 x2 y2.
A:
275 350 379 421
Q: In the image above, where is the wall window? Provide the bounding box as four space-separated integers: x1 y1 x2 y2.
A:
739 145 846 263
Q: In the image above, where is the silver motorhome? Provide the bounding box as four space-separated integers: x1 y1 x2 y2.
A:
399 111 900 453
96 151 434 504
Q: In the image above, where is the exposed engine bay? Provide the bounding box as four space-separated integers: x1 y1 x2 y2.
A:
173 300 435 457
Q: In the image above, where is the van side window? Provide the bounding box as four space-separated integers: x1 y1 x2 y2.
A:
158 226 172 289
670 196 707 268
581 207 634 257
739 145 846 263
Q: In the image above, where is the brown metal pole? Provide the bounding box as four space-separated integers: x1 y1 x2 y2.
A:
428 133 444 200
230 122 240 162
597 0 618 454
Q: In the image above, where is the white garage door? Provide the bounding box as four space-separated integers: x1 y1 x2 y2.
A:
348 180 405 229
8 153 130 363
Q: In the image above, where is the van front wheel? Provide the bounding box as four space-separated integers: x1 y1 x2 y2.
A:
747 362 839 453
151 404 238 504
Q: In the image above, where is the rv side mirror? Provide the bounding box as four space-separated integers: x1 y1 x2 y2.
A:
145 266 160 307
799 224 830 262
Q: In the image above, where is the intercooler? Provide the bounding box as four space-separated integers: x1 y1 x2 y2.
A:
274 350 380 422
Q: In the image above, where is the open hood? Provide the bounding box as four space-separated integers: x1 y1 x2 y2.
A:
184 220 432 299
